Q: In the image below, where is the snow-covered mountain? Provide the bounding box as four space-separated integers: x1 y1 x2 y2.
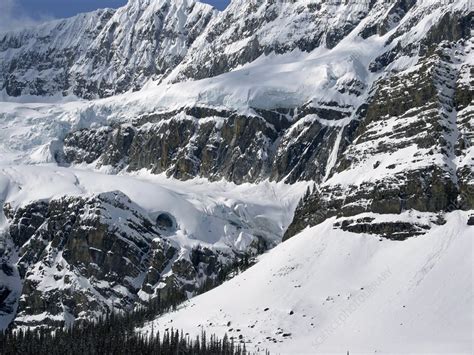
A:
0 0 215 98
0 166 305 328
0 0 472 352
167 0 376 82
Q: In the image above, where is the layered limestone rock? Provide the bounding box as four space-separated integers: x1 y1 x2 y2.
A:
63 106 346 184
332 213 446 240
285 34 473 240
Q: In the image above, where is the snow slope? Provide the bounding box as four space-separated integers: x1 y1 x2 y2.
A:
141 211 473 354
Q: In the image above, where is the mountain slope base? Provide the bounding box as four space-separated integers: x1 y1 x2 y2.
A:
142 211 473 354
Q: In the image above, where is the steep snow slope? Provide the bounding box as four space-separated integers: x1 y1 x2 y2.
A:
168 0 381 81
70 0 215 98
0 9 114 97
141 211 473 354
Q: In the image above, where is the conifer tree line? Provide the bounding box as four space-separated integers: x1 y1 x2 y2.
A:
0 324 253 355
0 294 263 355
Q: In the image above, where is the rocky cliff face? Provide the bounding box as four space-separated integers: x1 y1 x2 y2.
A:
63 106 345 184
285 10 473 239
1 190 257 328
0 9 114 97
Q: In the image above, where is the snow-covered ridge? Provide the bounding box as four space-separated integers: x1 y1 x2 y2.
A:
3 0 467 100
0 0 215 98
168 0 379 82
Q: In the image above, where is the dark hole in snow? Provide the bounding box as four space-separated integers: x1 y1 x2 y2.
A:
155 212 176 231
264 307 269 311
289 310 294 315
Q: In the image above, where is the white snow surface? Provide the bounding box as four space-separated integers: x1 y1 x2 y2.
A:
140 211 473 354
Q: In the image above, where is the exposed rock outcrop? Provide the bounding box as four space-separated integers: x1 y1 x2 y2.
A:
64 107 345 184
285 35 473 240
3 191 252 328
